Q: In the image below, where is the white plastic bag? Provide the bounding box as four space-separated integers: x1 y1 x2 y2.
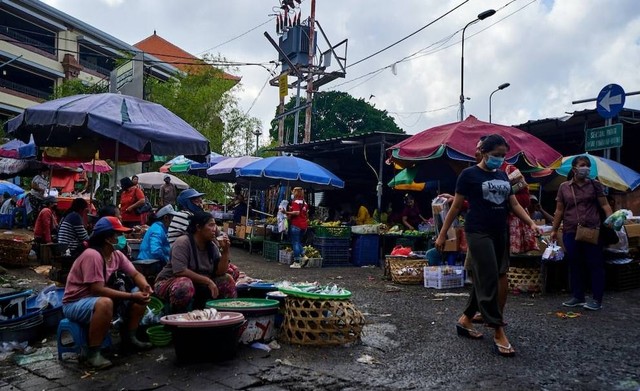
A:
542 241 564 262
276 200 289 233
35 284 59 310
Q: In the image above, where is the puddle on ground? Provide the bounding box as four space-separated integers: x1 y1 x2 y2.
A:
360 323 399 351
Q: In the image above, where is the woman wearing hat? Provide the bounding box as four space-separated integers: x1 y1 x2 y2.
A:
119 177 146 228
62 216 153 369
137 205 176 263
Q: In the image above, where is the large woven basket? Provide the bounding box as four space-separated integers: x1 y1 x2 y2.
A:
282 297 365 346
508 266 542 293
388 257 427 285
0 233 33 266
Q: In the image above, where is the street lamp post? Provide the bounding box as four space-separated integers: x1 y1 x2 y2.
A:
252 129 261 156
459 9 496 121
489 82 510 123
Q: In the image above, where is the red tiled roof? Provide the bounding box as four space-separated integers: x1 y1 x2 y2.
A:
134 33 241 82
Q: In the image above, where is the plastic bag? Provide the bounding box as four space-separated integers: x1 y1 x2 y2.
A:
390 245 412 256
604 209 632 231
35 284 59 310
276 200 289 233
542 241 564 262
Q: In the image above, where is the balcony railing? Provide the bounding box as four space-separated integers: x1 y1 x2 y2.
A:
0 78 51 100
79 58 113 76
0 26 56 55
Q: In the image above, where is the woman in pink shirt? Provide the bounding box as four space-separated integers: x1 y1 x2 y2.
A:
62 216 153 369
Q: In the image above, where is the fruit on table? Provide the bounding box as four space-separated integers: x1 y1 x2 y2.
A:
303 245 321 258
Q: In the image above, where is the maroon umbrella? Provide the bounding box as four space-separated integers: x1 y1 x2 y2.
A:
388 115 562 169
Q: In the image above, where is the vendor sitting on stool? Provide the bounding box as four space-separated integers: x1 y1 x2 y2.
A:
62 216 153 369
154 211 236 313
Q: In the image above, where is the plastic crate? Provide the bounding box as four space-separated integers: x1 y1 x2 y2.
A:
313 225 351 239
423 266 465 289
352 235 380 266
263 241 288 261
279 250 293 265
312 237 350 248
605 260 640 291
0 214 13 229
306 257 323 268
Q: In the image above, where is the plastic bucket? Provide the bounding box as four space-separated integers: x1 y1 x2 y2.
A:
167 321 245 364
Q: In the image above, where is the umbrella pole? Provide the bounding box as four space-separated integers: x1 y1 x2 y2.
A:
112 141 119 206
89 159 96 208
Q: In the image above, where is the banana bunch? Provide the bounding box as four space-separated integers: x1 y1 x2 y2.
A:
321 221 342 227
303 245 321 258
266 217 277 225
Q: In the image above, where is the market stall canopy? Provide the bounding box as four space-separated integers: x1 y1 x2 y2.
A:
5 93 210 159
237 156 345 190
0 158 47 180
388 115 562 170
135 172 189 190
206 156 262 183
0 180 25 196
555 154 640 191
0 137 36 159
42 155 112 174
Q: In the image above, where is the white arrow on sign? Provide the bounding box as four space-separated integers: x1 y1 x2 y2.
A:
598 90 623 112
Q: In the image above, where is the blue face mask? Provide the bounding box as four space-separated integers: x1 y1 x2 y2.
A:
485 155 504 170
114 235 127 251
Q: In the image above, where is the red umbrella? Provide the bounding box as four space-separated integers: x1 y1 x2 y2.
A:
388 115 562 169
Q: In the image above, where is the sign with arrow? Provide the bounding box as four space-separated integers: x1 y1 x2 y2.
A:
596 84 625 119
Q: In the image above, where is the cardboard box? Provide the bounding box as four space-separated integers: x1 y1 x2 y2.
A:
235 225 246 239
431 197 456 240
443 238 458 252
624 224 640 248
241 216 247 226
247 226 266 237
223 222 235 236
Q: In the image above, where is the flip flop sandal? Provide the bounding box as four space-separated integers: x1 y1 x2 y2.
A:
493 342 516 357
456 323 483 340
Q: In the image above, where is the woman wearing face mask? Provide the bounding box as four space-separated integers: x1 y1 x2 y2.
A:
551 155 612 311
62 216 153 369
286 187 309 268
435 134 539 358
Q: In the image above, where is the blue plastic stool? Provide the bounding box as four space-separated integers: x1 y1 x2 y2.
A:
57 318 112 360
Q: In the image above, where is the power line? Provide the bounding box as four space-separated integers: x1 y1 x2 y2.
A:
346 0 469 70
331 0 536 91
196 18 274 55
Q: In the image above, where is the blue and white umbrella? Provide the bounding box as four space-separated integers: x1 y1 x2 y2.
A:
556 154 640 191
237 156 344 190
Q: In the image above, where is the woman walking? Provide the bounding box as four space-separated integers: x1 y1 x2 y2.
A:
286 187 309 269
551 155 612 310
435 134 539 357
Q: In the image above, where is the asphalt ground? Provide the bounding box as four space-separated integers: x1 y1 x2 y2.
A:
1 246 639 391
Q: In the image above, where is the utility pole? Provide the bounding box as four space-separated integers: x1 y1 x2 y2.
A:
303 0 316 143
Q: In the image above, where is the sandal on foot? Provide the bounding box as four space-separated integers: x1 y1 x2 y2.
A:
455 323 483 339
493 342 516 357
471 313 484 324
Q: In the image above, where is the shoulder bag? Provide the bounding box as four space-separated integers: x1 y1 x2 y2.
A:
570 185 599 245
134 189 153 215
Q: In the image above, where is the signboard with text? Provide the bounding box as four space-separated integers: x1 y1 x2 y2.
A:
585 123 623 151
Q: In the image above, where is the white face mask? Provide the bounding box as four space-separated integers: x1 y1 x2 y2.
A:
291 193 295 200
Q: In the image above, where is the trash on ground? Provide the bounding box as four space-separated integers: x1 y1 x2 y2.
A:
13 347 54 365
385 285 402 292
555 311 581 319
433 292 470 297
0 341 28 353
32 265 52 276
156 354 167 362
356 354 380 365
250 342 271 352
267 340 281 350
275 358 293 366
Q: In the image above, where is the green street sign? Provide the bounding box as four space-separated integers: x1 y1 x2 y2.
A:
585 123 623 151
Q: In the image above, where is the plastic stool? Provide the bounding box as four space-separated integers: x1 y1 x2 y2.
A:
57 318 112 360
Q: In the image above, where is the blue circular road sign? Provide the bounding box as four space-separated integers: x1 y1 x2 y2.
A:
596 84 625 119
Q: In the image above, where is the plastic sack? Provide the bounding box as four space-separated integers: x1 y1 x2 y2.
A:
542 241 564 262
390 245 412 256
140 306 161 326
35 284 60 310
276 200 289 233
604 209 632 231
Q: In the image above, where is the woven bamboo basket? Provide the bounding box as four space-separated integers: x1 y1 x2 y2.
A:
388 257 427 285
282 297 365 346
508 266 542 293
0 233 33 266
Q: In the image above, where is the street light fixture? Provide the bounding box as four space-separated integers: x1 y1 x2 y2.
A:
459 9 496 121
489 82 510 123
252 129 262 156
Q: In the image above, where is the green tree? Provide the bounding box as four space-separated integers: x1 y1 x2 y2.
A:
269 91 404 143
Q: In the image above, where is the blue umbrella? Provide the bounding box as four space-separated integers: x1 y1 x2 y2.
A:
0 180 25 196
556 154 640 191
5 93 209 157
237 156 344 190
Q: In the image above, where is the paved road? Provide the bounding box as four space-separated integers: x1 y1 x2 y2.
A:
1 248 639 391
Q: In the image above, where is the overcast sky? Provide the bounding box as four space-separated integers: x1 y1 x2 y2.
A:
43 0 640 142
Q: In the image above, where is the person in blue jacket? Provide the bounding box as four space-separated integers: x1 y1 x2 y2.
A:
137 205 176 263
